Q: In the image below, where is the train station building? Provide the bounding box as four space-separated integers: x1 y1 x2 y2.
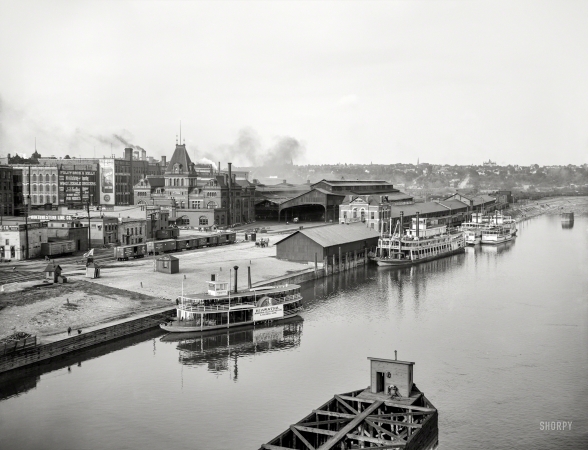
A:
273 180 410 223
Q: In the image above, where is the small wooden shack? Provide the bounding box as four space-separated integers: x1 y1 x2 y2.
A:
156 254 179 274
42 264 62 283
85 262 101 279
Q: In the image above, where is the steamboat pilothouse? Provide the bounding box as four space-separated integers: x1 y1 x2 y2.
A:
161 268 303 333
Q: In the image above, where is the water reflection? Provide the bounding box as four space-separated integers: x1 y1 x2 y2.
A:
561 222 574 229
478 240 516 255
161 316 303 380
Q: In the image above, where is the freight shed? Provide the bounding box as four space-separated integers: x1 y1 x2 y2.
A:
275 224 380 263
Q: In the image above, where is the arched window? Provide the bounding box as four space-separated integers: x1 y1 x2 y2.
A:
199 216 208 226
52 184 57 192
39 184 43 192
52 195 56 203
46 184 50 193
33 185 37 192
221 215 225 224
32 195 37 203
207 201 217 209
32 174 37 182
52 174 56 182
45 174 50 182
181 178 184 187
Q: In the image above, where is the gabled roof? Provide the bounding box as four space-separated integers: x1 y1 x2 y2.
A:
165 144 193 175
275 223 380 248
43 264 61 272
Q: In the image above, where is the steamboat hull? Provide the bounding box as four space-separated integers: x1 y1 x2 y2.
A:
160 308 301 333
371 246 465 267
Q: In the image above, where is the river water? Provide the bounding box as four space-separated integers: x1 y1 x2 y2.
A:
0 215 586 449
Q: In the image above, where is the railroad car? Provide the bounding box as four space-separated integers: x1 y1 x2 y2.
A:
41 240 77 257
147 239 177 255
114 243 148 261
155 228 180 240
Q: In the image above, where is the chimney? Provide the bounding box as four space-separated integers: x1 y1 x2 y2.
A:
415 212 420 239
218 161 221 174
161 155 167 167
124 147 133 161
233 265 239 293
283 179 287 184
228 162 232 227
141 149 146 160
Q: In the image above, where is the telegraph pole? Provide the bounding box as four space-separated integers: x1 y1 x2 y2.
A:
25 165 31 260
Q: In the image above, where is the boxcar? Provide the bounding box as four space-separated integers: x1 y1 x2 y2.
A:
147 239 177 255
41 240 77 257
155 228 180 240
175 237 194 251
206 235 219 246
114 243 147 261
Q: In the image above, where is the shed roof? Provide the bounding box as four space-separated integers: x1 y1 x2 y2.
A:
275 224 380 248
43 264 62 273
157 255 179 261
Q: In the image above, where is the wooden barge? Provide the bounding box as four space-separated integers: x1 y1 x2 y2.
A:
261 357 438 450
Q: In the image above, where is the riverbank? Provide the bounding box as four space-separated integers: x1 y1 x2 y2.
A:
506 195 588 221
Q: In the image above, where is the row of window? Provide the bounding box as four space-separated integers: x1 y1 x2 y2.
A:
25 184 58 192
30 195 57 204
27 174 57 182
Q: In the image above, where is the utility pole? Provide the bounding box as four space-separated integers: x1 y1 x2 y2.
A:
25 165 31 260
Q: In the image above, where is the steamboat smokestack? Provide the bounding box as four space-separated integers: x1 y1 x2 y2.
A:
233 265 239 293
399 211 404 235
415 212 420 239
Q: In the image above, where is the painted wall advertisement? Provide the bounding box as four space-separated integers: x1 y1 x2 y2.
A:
252 304 284 322
99 159 115 205
58 170 97 204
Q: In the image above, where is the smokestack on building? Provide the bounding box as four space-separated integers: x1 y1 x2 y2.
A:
161 155 167 170
228 162 232 227
141 149 146 161
124 147 133 161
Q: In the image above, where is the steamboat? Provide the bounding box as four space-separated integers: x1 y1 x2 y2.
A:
480 211 517 245
160 269 303 333
371 212 465 267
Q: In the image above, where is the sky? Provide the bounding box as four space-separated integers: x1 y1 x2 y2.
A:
0 0 587 167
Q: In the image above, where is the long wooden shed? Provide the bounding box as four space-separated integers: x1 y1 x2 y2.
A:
274 224 380 263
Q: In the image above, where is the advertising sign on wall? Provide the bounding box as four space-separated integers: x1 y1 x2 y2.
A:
99 159 115 205
252 304 284 322
58 169 97 204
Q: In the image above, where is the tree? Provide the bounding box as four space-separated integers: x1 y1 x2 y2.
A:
64 155 71 159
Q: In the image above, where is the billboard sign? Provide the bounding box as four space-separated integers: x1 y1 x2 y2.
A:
58 169 97 204
252 304 284 322
100 159 115 205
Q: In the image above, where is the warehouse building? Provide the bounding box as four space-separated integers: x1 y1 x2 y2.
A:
274 224 380 264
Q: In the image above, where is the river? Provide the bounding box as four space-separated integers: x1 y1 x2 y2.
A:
0 214 586 449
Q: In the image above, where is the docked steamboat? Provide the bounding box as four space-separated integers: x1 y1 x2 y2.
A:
370 212 465 267
160 271 303 334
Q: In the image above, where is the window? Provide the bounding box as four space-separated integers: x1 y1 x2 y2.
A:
5 239 8 245
32 195 37 203
52 196 56 203
371 212 375 220
52 174 56 182
199 216 208 226
45 174 50 182
163 260 169 268
207 201 217 209
33 185 37 192
32 174 37 182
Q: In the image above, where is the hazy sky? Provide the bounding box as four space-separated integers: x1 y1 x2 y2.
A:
1 0 587 166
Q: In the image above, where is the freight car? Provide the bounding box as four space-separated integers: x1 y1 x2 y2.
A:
218 231 236 244
147 239 177 255
41 240 77 257
114 243 147 261
155 228 180 240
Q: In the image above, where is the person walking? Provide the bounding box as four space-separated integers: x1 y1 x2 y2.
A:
67 327 72 336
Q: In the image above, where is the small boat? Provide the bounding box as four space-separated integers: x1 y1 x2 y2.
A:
160 274 303 333
370 213 465 267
